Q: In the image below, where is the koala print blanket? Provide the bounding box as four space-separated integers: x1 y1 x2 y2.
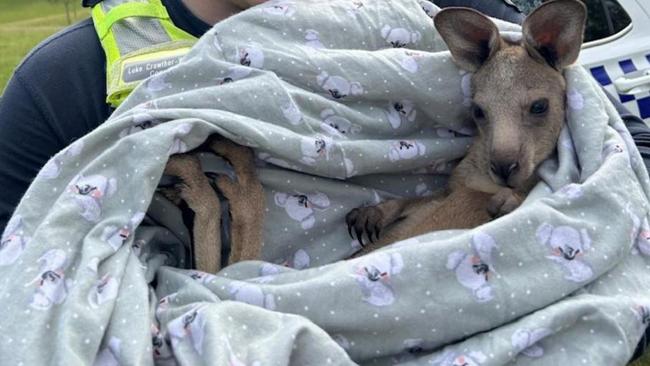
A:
1 1 650 365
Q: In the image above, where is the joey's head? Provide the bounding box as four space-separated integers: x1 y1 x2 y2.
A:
434 0 586 189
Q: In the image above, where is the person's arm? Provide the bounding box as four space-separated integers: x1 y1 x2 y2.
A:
0 19 111 234
0 75 68 232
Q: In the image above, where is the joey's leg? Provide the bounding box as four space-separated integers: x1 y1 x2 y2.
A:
165 154 222 273
208 139 265 264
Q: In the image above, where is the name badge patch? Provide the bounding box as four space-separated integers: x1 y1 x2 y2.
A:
122 55 184 83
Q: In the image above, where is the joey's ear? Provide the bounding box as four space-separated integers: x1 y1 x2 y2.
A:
434 7 502 72
522 0 587 70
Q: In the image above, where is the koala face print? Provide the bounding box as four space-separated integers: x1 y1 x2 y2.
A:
237 45 264 68
101 212 146 251
88 275 119 308
636 219 650 256
537 223 593 282
351 252 404 307
603 139 625 161
511 328 551 358
419 0 438 19
304 29 325 49
446 232 497 303
262 1 296 16
281 249 310 269
300 135 333 165
391 338 437 363
634 305 650 329
155 292 178 319
388 140 426 162
320 109 361 138
151 325 174 362
119 113 163 138
381 25 422 48
228 281 276 310
0 215 29 266
69 174 117 222
28 249 71 310
274 191 330 230
399 50 424 73
188 270 217 285
385 100 417 129
168 306 207 355
317 71 363 100
216 66 252 85
613 123 640 167
542 226 587 260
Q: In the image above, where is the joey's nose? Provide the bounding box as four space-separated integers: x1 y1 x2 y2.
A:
490 160 519 183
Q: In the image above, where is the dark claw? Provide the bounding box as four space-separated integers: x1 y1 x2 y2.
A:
373 224 381 242
355 225 365 247
365 219 374 244
346 209 358 239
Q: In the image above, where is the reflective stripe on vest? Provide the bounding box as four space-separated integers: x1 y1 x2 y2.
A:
90 0 197 107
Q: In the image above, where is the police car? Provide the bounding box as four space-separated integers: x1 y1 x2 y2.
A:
578 0 650 123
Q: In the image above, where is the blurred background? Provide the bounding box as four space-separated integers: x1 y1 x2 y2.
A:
0 0 88 92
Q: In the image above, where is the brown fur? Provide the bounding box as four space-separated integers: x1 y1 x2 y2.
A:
164 138 265 273
347 0 587 257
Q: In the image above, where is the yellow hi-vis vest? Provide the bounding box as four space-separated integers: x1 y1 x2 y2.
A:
88 0 197 107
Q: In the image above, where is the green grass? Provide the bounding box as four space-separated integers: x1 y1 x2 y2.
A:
0 0 88 92
632 351 650 366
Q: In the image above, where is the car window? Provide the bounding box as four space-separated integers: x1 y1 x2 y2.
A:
583 0 632 43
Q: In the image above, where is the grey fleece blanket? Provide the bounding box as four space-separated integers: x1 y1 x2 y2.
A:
1 1 650 365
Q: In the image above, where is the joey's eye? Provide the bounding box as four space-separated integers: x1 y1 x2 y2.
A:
472 104 485 121
530 99 549 115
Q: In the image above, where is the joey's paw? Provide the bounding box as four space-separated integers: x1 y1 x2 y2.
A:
345 206 385 247
487 188 522 218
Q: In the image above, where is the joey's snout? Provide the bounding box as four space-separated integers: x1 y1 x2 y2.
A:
486 124 529 188
489 160 519 186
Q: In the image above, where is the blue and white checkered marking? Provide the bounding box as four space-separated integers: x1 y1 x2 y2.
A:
590 54 650 124
590 55 650 122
